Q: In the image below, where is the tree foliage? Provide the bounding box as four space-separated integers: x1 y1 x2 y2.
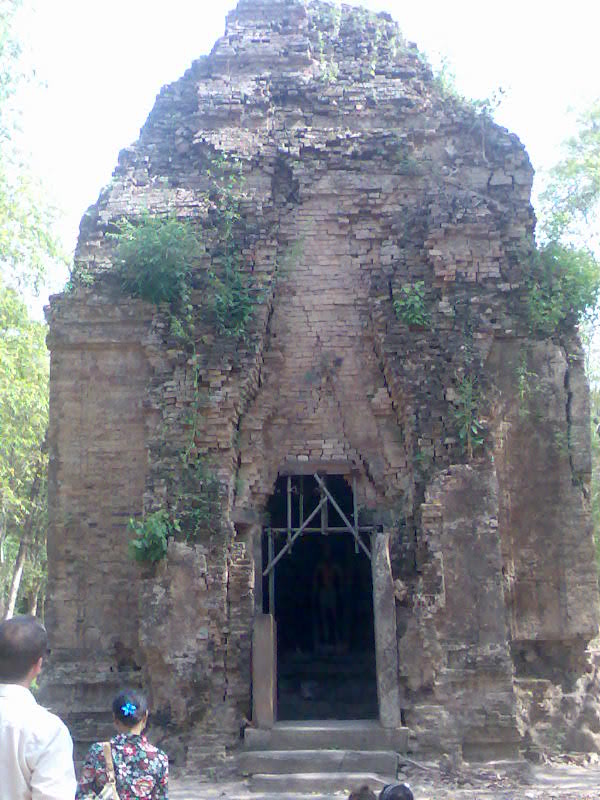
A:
526 242 600 335
527 99 600 339
536 100 600 567
0 0 64 292
0 0 59 617
539 102 600 250
0 280 47 518
0 278 48 617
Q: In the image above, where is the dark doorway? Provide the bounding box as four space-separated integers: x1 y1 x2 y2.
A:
262 474 378 720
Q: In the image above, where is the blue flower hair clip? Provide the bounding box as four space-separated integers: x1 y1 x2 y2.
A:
121 702 137 717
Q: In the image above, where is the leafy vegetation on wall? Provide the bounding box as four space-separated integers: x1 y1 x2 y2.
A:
111 212 201 313
110 160 256 344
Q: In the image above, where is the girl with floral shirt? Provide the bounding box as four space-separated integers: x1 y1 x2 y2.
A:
76 689 168 800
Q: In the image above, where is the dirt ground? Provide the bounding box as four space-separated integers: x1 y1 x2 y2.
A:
169 755 600 799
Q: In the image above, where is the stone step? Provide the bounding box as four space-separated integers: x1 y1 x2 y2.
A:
239 748 398 775
170 783 347 800
462 740 522 762
244 721 409 752
249 772 392 794
276 707 379 722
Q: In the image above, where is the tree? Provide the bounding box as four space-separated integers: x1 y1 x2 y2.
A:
0 1 62 617
539 101 600 252
0 279 48 618
0 0 63 293
536 100 600 564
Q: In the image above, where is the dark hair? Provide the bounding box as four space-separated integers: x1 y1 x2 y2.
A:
379 784 414 800
349 786 377 800
0 616 48 682
112 689 148 728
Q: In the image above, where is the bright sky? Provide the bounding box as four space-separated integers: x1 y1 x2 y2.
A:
17 0 600 303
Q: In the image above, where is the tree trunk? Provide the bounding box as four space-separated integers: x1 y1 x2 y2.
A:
28 586 39 616
4 537 27 620
3 470 42 621
0 498 6 564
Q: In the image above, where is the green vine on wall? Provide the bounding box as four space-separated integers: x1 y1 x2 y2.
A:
119 154 259 563
516 349 539 419
111 155 257 343
453 375 486 459
175 457 223 541
127 455 224 564
207 155 256 339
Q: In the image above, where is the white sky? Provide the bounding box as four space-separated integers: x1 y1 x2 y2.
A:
16 0 600 304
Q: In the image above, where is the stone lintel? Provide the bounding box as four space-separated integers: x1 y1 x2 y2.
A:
278 459 356 476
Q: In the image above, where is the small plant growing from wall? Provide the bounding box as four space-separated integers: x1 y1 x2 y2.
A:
127 457 223 566
64 262 95 293
111 211 201 316
209 260 254 340
516 350 538 419
453 375 485 459
128 509 180 564
393 281 430 328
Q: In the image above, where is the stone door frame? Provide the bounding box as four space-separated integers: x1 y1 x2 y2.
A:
251 471 401 729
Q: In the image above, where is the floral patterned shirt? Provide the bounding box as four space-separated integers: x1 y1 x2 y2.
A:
76 732 168 800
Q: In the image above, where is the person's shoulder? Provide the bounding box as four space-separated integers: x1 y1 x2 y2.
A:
142 739 168 766
156 747 169 772
142 739 166 757
86 740 104 757
30 701 72 742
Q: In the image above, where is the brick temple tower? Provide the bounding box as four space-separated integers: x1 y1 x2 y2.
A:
43 0 599 777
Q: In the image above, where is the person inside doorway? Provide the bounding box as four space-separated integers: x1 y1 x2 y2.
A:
312 541 343 650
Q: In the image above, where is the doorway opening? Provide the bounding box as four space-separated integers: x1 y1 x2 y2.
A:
262 473 378 720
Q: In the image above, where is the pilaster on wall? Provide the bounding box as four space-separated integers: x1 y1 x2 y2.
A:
402 463 520 759
42 289 154 749
489 338 599 651
45 290 154 653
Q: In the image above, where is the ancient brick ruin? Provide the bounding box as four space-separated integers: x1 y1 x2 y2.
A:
43 0 599 776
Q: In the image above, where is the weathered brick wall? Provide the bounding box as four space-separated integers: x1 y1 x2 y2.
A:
44 295 153 753
43 0 599 768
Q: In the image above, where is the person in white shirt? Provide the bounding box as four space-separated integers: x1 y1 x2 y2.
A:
0 615 77 800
